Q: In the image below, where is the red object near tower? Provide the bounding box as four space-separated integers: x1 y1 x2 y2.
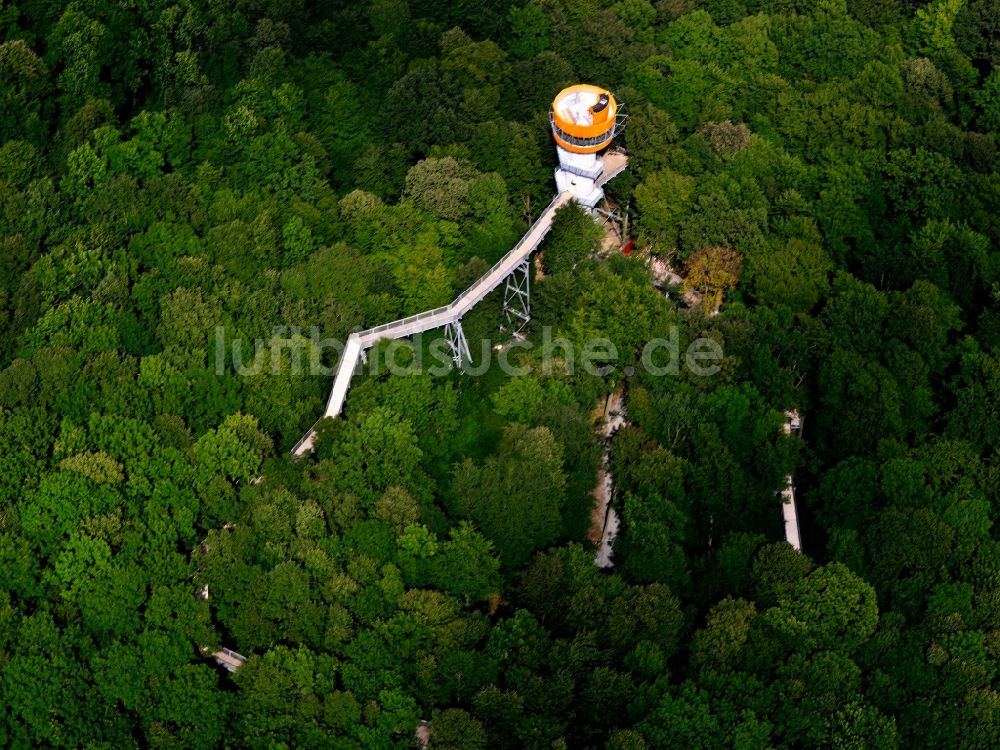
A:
621 239 635 255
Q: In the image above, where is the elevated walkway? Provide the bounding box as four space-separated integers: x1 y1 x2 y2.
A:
597 150 629 188
292 157 629 458
204 646 247 673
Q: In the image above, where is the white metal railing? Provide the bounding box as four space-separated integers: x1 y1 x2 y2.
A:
287 194 572 456
212 647 248 672
290 154 630 457
361 304 452 339
290 419 321 455
356 192 569 345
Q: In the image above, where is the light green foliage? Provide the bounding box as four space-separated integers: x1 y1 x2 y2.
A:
974 70 1000 131
690 597 757 672
567 272 669 366
746 236 832 311
193 413 269 490
615 0 657 44
635 168 696 254
60 126 164 211
156 286 222 369
916 0 966 54
23 297 121 354
404 156 480 222
638 683 724 749
324 406 429 506
508 1 550 58
541 202 603 275
281 214 315 264
47 7 108 107
0 40 50 143
624 103 680 173
441 29 510 122
491 375 546 422
617 491 691 589
771 562 879 653
58 451 124 484
432 521 503 601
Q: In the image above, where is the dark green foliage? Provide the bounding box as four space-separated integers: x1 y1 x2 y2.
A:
449 423 567 569
540 202 603 275
1 2 999 748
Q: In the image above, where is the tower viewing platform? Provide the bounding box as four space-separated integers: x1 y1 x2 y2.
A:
550 85 627 208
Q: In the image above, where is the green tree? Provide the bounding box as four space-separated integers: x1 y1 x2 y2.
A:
746 236 832 312
430 521 503 603
192 413 270 494
450 424 567 569
404 156 480 222
541 202 603 275
429 707 487 749
768 562 879 654
321 406 431 508
616 491 691 590
142 664 228 750
638 682 725 749
0 40 50 144
635 168 697 256
508 1 550 58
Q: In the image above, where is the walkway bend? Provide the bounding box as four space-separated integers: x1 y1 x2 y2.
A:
291 190 579 456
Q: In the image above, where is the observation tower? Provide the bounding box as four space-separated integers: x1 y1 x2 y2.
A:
550 84 627 209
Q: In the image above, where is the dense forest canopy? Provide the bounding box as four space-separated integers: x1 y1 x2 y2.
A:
2 0 1000 747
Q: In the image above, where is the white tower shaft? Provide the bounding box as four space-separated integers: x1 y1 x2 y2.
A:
554 146 606 208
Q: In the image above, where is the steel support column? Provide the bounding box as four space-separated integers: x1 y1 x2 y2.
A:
444 320 472 371
502 258 531 335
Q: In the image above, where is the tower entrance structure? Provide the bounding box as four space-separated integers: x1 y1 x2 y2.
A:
550 85 627 209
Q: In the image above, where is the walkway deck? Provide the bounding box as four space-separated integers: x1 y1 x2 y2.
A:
291 191 578 457
597 150 629 188
291 153 630 458
210 647 247 672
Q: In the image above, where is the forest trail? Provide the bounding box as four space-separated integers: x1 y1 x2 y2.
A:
782 410 803 551
591 390 627 568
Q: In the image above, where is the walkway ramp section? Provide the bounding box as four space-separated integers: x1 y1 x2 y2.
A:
208 647 247 673
291 192 575 456
780 411 803 551
291 157 636 459
781 481 801 551
597 151 629 188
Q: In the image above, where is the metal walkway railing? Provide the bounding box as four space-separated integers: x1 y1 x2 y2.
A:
292 154 629 457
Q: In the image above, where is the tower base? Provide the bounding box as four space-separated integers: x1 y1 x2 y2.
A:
554 169 604 208
554 146 608 208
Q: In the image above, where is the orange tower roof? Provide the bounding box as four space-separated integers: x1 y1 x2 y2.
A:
550 84 620 154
